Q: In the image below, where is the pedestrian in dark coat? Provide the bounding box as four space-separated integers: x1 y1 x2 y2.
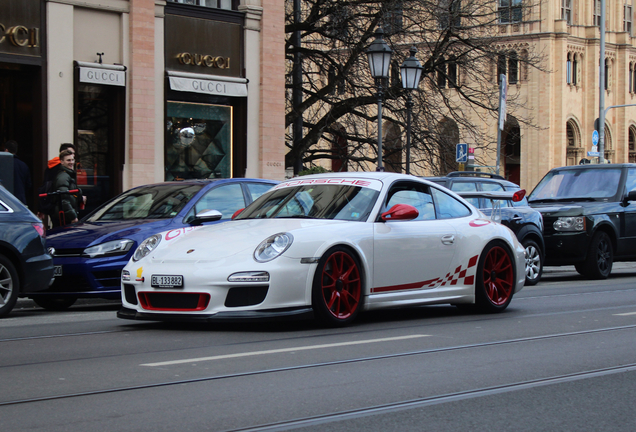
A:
51 149 83 227
3 140 32 206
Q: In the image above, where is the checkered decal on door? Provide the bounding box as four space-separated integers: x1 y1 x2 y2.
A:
425 254 479 288
373 254 480 293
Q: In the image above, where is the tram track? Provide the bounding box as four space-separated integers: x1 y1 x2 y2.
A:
1 323 635 408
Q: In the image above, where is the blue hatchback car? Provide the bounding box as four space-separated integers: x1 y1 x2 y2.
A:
34 178 277 310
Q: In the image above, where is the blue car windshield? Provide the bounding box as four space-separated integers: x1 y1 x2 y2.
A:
528 168 621 201
85 184 204 221
236 184 379 221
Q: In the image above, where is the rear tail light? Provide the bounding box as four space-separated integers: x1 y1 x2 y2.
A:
32 223 46 237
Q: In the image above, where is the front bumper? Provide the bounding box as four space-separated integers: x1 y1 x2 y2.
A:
542 231 589 265
117 305 313 322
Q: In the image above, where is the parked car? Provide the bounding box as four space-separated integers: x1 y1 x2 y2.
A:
37 178 278 310
118 172 526 326
425 172 545 285
527 163 636 279
0 184 54 317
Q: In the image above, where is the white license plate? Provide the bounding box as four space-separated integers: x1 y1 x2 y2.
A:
54 265 63 277
151 275 184 288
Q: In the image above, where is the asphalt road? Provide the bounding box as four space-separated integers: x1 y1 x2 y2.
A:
2 264 636 432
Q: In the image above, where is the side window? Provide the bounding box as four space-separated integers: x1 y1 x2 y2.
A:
480 182 505 209
246 182 275 201
626 168 636 195
193 184 246 220
431 187 471 219
450 181 479 207
385 182 436 220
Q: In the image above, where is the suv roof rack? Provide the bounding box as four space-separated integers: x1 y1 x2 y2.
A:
446 171 505 179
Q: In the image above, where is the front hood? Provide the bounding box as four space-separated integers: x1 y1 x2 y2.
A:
148 219 349 263
46 219 172 248
529 201 618 217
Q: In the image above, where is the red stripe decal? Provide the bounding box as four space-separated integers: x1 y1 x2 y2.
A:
373 279 439 293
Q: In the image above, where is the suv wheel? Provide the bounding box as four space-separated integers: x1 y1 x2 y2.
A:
522 239 543 286
581 231 613 280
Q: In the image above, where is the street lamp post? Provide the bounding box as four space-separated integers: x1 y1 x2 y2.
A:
400 46 423 175
366 27 392 171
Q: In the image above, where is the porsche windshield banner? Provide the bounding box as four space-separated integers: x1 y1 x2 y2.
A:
274 177 383 191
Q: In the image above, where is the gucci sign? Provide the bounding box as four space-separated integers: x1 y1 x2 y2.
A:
0 24 39 48
177 53 230 69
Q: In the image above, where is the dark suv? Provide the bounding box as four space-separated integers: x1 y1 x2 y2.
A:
427 172 545 285
528 164 636 279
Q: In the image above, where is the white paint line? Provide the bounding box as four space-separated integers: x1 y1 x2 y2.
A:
613 312 636 316
140 334 429 367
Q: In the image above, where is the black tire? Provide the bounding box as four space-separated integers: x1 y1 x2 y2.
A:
475 240 516 313
582 231 613 280
33 297 78 311
522 239 543 286
312 246 363 327
0 254 19 318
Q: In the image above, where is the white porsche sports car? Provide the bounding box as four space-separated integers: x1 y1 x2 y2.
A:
118 173 525 326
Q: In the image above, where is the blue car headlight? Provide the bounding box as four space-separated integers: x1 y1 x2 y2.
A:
133 234 162 262
83 239 135 258
254 233 293 262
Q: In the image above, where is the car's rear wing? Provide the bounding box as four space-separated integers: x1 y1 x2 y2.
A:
456 189 526 222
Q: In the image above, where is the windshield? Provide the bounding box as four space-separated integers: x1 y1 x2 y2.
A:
528 168 621 201
85 184 204 222
236 184 380 221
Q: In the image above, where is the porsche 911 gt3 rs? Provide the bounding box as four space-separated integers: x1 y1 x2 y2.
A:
118 173 525 326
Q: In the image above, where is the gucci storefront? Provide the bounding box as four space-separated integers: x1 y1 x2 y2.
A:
164 5 247 181
0 0 44 209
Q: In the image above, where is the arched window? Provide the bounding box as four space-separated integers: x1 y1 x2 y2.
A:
566 53 573 84
497 54 506 82
565 119 582 165
448 56 458 87
437 118 460 175
508 51 518 84
437 59 447 88
629 126 636 163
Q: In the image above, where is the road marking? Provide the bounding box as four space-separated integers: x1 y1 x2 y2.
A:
140 334 429 367
613 312 636 316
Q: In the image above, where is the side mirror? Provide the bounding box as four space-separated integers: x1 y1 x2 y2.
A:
189 209 222 225
232 208 244 220
381 204 419 221
625 190 636 203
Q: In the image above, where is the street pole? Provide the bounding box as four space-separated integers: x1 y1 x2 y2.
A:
376 79 384 171
405 92 413 174
598 0 606 163
496 74 507 175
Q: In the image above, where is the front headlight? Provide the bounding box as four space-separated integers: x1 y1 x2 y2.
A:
553 216 586 232
83 239 134 258
254 233 293 262
132 234 162 262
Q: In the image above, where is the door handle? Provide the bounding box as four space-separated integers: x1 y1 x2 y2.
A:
512 215 523 221
441 234 455 245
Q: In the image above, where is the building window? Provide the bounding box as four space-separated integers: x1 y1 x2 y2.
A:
439 0 462 29
497 54 507 82
499 0 523 24
166 0 236 10
633 63 636 93
625 4 633 34
562 0 572 24
630 126 636 151
448 57 458 87
630 63 634 93
567 53 578 85
605 58 610 90
385 1 404 34
437 59 447 88
594 0 602 26
508 51 518 84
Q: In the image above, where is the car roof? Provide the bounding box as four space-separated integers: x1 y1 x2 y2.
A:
546 163 636 172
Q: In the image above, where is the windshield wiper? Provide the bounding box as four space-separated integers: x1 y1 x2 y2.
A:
530 197 599 203
275 215 315 219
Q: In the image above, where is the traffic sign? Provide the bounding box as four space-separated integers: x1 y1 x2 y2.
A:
587 151 600 157
592 130 599 146
456 143 468 163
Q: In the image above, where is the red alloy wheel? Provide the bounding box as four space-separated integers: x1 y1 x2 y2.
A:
482 246 514 306
320 251 362 320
